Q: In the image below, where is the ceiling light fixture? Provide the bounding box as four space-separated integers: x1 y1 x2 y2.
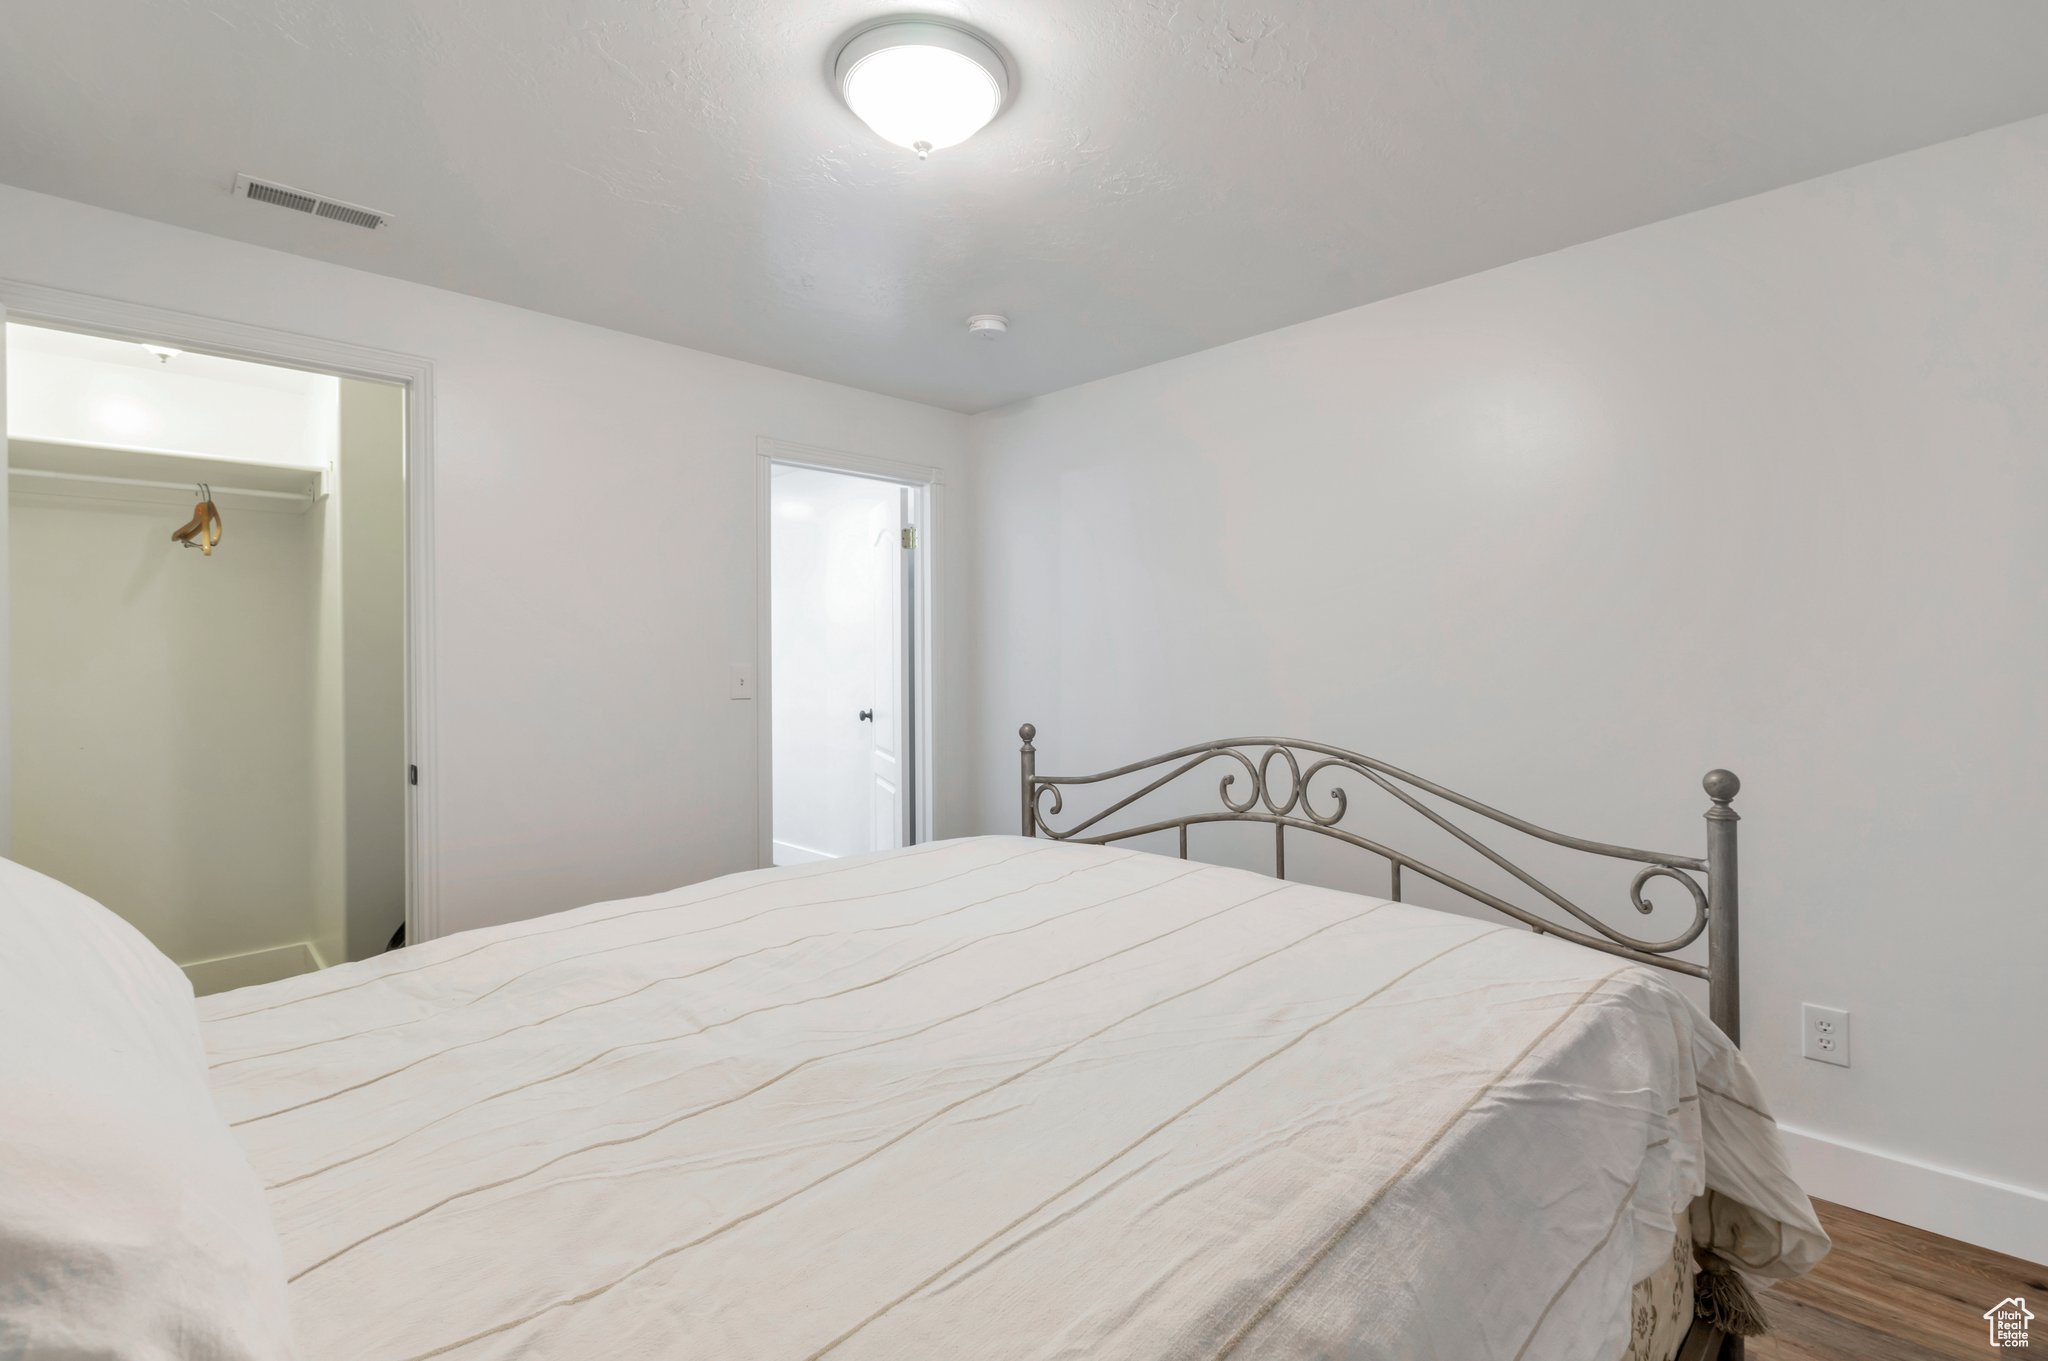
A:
141 344 182 364
834 19 1009 159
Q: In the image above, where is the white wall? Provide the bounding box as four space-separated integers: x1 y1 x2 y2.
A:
9 484 320 973
968 116 2048 1258
306 378 347 971
0 181 973 939
306 376 407 967
7 323 337 467
338 378 408 962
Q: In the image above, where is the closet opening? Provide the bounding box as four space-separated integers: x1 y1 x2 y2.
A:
4 320 410 994
760 447 935 866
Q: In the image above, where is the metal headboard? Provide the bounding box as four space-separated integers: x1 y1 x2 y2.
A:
1017 724 1743 1044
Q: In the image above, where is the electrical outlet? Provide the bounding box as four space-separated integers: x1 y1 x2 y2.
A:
729 664 755 701
1801 1004 1850 1067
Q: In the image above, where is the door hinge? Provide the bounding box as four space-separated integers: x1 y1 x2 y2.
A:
900 527 917 549
408 764 418 786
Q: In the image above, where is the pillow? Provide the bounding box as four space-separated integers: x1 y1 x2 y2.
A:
0 857 294 1359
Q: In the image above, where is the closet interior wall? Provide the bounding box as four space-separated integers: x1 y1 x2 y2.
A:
6 324 404 992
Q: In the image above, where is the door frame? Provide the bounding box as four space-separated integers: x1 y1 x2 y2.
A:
755 437 939 869
0 278 444 944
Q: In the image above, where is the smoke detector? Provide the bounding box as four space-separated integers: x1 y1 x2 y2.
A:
966 313 1008 340
233 173 390 230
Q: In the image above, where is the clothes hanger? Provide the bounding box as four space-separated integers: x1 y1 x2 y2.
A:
171 485 207 548
171 483 223 556
201 485 222 556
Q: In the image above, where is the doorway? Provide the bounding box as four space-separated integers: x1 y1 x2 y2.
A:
3 317 412 992
762 449 932 866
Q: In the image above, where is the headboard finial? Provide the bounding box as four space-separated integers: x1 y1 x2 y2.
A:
1703 768 1740 807
1019 723 1037 747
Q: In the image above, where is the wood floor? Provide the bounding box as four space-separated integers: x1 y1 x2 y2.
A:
1750 1200 2046 1359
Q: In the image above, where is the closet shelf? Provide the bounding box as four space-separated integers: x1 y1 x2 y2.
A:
6 436 329 506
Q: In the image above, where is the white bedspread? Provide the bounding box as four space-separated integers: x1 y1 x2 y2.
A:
201 837 1826 1361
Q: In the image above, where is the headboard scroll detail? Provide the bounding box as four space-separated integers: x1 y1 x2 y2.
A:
1018 724 1742 1044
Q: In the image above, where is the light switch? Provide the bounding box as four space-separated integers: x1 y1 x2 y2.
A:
730 664 755 700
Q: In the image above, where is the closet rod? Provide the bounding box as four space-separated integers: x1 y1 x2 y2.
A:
7 467 314 504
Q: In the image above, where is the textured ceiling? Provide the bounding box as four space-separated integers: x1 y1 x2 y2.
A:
4 2 2048 412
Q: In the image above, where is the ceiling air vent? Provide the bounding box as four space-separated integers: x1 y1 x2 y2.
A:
233 173 389 230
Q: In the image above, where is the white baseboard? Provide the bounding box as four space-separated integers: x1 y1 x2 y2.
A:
1780 1124 2048 1265
181 941 324 996
772 838 835 867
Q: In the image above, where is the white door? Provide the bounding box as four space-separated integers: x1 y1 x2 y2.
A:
769 464 916 863
866 488 910 850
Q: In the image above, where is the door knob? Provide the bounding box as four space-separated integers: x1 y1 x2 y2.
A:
858 709 874 722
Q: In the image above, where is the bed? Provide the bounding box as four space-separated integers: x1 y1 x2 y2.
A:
0 726 1825 1360
182 728 1826 1359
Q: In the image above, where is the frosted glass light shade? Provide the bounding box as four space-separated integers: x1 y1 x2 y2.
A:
835 21 1009 158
